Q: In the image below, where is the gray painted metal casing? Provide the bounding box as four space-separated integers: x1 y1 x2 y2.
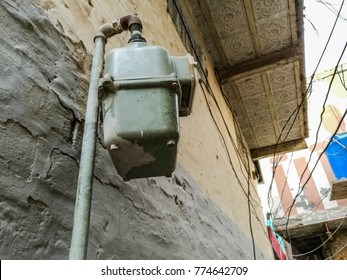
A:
102 42 195 180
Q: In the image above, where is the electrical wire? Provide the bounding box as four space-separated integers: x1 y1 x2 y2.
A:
273 152 294 218
170 1 269 254
337 64 347 91
289 213 347 257
325 241 347 259
268 3 347 256
266 0 345 213
303 14 319 36
199 80 265 258
199 80 261 207
268 153 287 213
171 0 206 83
285 188 331 223
203 80 262 204
284 107 347 238
324 137 347 156
284 42 347 230
317 0 347 21
171 0 347 258
246 153 257 260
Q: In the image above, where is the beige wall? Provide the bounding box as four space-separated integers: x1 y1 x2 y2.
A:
4 0 272 258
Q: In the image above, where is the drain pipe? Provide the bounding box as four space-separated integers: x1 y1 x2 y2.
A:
69 15 143 260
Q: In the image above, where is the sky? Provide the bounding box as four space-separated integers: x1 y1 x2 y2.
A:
303 0 347 144
304 0 347 77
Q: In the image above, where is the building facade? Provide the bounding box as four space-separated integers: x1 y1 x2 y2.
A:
0 0 279 259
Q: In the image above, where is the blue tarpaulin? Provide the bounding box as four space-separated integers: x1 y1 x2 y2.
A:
325 133 347 180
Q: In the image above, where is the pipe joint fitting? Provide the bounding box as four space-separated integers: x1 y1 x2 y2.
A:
94 15 143 42
94 19 124 41
119 14 143 31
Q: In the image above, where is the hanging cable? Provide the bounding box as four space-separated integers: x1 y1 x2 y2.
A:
199 80 267 258
273 68 347 223
266 0 345 213
284 107 347 236
296 42 347 189
273 152 294 218
285 42 347 229
246 153 257 260
199 80 261 207
171 1 268 248
325 241 347 259
289 213 347 258
337 64 347 91
317 0 347 21
206 81 264 210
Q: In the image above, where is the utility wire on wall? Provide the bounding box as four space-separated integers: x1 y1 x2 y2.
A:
170 0 262 208
170 0 266 259
199 80 258 260
173 0 347 260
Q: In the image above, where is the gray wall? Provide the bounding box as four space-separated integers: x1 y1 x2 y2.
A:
0 0 272 259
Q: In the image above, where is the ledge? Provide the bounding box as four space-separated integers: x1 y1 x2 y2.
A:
330 178 347 200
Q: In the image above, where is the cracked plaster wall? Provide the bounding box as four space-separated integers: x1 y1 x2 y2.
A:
0 0 273 259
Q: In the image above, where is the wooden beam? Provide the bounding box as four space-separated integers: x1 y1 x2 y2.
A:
197 0 229 68
331 179 347 201
250 138 307 159
288 0 298 44
261 73 281 139
219 45 303 81
243 0 262 56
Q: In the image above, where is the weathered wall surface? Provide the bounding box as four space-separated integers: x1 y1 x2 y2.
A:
323 230 347 260
0 0 273 259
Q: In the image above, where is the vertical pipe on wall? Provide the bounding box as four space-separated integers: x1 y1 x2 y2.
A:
69 36 106 260
69 15 142 260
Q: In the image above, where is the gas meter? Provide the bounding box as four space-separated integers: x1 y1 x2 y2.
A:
100 23 196 180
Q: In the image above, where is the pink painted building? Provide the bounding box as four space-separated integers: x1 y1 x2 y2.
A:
259 64 347 259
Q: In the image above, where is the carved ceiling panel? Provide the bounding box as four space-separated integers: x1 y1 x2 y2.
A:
171 0 307 158
205 0 256 64
223 59 307 152
252 0 292 54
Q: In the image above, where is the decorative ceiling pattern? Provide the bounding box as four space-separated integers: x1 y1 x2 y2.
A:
228 62 305 151
172 0 308 158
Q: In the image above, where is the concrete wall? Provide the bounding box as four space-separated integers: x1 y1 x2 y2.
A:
0 0 272 259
